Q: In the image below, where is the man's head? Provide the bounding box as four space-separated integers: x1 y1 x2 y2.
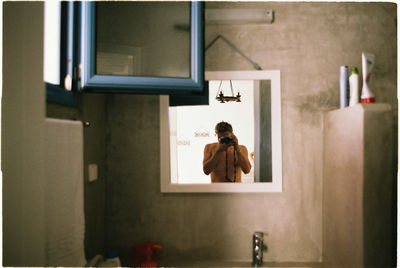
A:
215 121 233 134
215 121 233 141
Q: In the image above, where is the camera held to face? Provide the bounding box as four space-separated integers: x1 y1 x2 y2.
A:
219 136 233 144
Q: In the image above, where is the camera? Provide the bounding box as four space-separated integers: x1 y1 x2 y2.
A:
219 136 233 144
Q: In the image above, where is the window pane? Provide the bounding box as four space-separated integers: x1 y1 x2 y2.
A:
95 2 191 78
44 1 61 84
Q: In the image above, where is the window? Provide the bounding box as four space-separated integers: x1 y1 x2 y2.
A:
44 1 77 106
44 1 205 100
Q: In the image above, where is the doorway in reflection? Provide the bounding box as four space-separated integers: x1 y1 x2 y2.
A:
169 80 255 184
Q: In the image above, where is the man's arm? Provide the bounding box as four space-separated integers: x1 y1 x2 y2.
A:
230 133 251 174
235 145 252 174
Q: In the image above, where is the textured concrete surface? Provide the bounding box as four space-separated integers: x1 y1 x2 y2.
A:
104 2 397 266
323 104 395 267
47 93 107 260
3 3 106 265
2 2 47 265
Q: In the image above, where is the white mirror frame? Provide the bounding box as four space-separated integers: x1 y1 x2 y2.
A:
160 70 282 193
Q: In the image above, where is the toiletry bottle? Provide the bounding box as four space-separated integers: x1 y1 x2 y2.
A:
140 243 162 268
133 243 162 268
99 250 121 267
339 66 349 108
361 52 376 103
86 254 104 267
349 67 359 106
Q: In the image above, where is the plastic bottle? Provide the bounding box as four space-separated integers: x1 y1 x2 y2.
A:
132 243 162 268
140 243 162 268
99 250 121 267
361 52 376 103
339 65 349 108
349 67 359 106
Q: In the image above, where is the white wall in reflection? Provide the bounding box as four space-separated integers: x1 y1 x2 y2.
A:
169 80 255 184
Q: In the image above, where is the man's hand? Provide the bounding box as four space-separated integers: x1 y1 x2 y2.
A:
216 142 230 152
231 133 239 150
217 133 239 152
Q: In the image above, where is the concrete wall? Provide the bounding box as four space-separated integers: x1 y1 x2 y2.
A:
104 2 397 265
3 2 107 262
47 93 107 260
323 104 395 267
2 2 46 266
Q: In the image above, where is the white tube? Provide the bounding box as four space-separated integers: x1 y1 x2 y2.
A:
349 67 359 106
361 52 376 103
339 66 349 108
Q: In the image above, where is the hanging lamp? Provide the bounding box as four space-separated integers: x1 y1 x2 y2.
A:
216 80 241 103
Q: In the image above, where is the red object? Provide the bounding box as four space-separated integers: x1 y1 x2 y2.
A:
361 97 376 104
132 243 162 268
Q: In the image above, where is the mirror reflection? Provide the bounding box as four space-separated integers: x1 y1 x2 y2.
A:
169 79 272 184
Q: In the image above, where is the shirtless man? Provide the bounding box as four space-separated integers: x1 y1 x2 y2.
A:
203 121 251 182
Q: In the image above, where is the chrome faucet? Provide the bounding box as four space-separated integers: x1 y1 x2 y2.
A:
252 232 264 267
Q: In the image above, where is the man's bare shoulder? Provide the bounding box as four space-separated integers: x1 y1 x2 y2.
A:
204 142 219 151
239 144 248 150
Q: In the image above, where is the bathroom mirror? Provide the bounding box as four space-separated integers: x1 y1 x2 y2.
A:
160 71 282 193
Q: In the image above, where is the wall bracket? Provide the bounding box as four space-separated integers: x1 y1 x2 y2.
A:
205 34 263 70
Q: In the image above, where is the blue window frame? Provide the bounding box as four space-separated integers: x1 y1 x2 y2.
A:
45 1 206 105
46 83 78 107
45 1 78 107
169 81 209 106
79 1 205 94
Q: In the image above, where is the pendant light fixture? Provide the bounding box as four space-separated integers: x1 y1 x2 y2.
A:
216 80 241 103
